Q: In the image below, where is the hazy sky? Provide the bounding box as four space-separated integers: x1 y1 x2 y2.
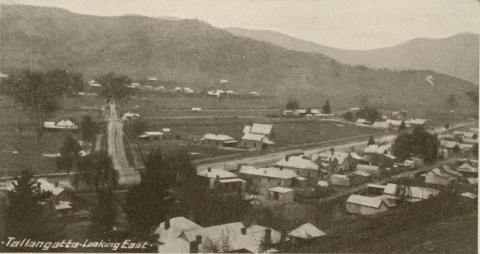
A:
2 0 479 49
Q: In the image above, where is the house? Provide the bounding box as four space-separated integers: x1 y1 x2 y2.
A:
366 184 387 195
363 144 396 167
138 131 164 141
184 87 195 93
181 222 280 253
148 77 158 81
383 183 439 203
329 174 350 186
346 194 388 215
43 120 78 130
355 119 368 125
287 223 325 243
248 91 260 97
197 168 246 194
356 164 381 176
312 151 359 173
265 187 294 205
386 119 403 127
122 112 140 121
275 155 319 178
191 107 202 111
425 168 457 186
372 121 390 129
156 217 203 253
238 165 297 193
350 170 372 185
240 124 275 151
457 163 477 176
201 134 238 148
406 118 427 126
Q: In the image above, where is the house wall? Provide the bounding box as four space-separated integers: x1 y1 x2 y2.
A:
267 191 294 205
425 173 451 186
346 203 387 215
284 167 318 178
240 140 263 150
240 174 292 193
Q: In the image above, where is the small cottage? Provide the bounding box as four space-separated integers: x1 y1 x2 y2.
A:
346 194 388 215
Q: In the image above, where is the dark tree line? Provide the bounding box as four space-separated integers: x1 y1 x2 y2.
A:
392 126 439 163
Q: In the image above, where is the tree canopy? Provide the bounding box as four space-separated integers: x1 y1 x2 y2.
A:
80 115 99 142
56 135 81 174
285 99 300 110
392 126 439 163
356 106 381 123
97 72 133 102
321 100 331 114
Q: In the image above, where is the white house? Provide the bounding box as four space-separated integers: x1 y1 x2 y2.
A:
346 194 388 215
329 174 350 186
265 186 294 205
201 133 238 148
383 183 439 203
240 123 275 151
288 223 325 243
156 217 203 253
197 168 246 194
238 165 297 193
276 155 319 178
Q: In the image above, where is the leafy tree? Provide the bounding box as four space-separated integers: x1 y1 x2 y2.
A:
45 68 84 96
392 126 438 163
6 170 51 239
97 72 133 102
444 123 450 129
321 100 331 114
452 144 460 153
125 148 173 236
399 120 406 130
342 111 354 122
285 100 300 110
91 189 115 238
1 69 76 139
356 106 381 123
75 151 116 192
392 133 412 161
367 136 375 146
80 115 99 142
125 117 147 140
56 135 81 174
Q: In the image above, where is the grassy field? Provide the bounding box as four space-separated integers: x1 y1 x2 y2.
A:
0 96 104 176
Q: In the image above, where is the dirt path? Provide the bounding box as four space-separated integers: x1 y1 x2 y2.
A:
107 102 141 187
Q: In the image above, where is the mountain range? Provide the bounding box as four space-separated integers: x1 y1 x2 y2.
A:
226 28 479 85
0 4 477 112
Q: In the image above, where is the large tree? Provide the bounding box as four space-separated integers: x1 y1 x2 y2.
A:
285 99 300 110
392 126 438 163
80 115 99 142
356 106 381 123
74 151 116 192
321 100 331 114
6 170 51 239
56 135 81 174
1 69 84 138
90 189 116 238
97 72 133 102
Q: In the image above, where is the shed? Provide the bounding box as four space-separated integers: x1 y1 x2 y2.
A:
330 174 350 187
346 194 388 215
288 223 325 243
266 187 294 204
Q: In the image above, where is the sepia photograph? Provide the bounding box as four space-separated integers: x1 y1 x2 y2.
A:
0 0 478 253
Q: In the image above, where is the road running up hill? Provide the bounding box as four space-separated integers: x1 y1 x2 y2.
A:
107 102 141 187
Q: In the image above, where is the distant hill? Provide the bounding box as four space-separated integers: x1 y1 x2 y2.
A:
0 4 477 112
226 28 479 85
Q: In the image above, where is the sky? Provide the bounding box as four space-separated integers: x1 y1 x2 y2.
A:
2 0 479 50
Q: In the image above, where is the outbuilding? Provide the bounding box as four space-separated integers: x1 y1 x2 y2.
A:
346 194 388 215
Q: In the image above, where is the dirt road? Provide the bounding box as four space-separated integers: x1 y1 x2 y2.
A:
107 102 141 187
196 122 475 172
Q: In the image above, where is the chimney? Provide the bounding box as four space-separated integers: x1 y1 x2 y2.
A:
208 167 212 172
241 227 247 235
280 166 283 171
285 155 289 161
264 228 272 248
164 217 170 230
190 236 202 253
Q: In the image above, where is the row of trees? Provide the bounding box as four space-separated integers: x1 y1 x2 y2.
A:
392 126 439 163
285 99 332 114
1 69 134 139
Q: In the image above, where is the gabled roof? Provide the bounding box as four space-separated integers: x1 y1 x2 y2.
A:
203 133 236 141
156 217 203 243
250 123 273 135
181 222 280 253
364 144 391 154
347 194 385 208
457 163 477 173
383 183 439 200
239 165 297 179
268 186 293 193
313 151 349 164
276 156 319 170
288 223 325 239
198 168 238 179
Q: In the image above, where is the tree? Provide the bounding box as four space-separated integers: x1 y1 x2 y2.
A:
321 100 331 114
285 100 300 110
90 189 115 238
342 111 354 122
392 126 438 163
56 135 81 174
399 120 406 131
446 94 456 108
367 136 375 146
6 170 51 239
356 106 381 123
125 148 173 236
97 72 133 102
452 144 460 154
465 91 479 106
472 144 478 158
80 115 99 142
125 117 147 140
1 70 74 139
44 68 85 96
444 123 450 129
75 151 116 192
392 133 412 161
